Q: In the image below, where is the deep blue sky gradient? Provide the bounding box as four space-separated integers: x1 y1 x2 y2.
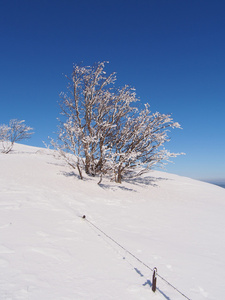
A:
1 0 225 181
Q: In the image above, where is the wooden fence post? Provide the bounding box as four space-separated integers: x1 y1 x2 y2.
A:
152 267 157 292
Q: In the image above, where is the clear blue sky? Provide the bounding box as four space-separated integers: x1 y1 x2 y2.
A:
1 0 225 182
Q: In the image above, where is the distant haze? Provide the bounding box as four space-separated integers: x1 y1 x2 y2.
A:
201 180 225 189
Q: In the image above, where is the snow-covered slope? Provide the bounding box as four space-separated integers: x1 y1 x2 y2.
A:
0 144 225 300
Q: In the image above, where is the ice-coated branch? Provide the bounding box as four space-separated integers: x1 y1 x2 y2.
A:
52 62 183 183
0 119 33 154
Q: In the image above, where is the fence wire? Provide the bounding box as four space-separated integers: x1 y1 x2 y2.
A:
83 216 191 300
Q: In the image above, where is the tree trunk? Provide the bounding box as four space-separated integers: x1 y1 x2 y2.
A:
84 146 91 174
116 170 122 183
77 163 83 180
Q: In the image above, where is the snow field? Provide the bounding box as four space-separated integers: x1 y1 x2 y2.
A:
0 143 225 299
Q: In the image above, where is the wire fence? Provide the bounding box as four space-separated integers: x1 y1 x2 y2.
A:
82 215 191 300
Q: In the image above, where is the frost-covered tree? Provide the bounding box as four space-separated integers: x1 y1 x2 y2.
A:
104 104 182 183
0 119 33 153
54 62 182 183
0 125 10 153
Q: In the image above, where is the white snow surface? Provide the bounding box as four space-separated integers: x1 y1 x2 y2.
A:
0 143 225 300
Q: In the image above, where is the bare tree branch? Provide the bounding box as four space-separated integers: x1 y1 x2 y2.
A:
0 119 33 154
51 62 183 183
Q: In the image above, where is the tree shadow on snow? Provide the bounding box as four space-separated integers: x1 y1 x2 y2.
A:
98 183 136 192
134 267 172 300
98 175 170 192
124 175 170 187
59 171 170 192
62 171 92 181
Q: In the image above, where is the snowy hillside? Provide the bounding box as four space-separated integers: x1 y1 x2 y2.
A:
0 144 225 300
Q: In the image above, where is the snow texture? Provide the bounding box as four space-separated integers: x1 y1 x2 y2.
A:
0 143 225 300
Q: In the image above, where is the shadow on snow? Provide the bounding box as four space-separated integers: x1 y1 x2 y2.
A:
134 267 172 300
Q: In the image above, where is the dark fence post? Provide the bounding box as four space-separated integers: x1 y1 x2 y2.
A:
152 267 157 292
